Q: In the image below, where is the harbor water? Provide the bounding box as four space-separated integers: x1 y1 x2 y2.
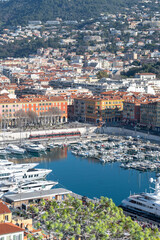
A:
10 146 156 205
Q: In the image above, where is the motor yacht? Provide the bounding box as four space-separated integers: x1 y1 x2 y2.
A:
2 180 58 196
0 148 8 156
0 166 52 182
6 144 26 155
18 180 58 191
7 163 39 171
22 168 52 181
0 181 17 196
1 179 57 196
120 177 160 220
33 142 46 151
22 143 46 153
0 159 13 167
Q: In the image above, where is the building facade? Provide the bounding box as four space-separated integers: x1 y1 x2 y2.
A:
0 96 67 128
140 101 160 131
74 96 123 123
0 202 12 223
123 101 140 124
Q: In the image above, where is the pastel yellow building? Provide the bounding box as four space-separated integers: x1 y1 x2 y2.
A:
74 96 123 123
0 201 12 223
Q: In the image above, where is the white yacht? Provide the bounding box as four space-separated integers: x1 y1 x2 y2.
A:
0 159 13 167
0 166 52 182
22 168 52 181
1 180 58 196
0 162 38 180
0 148 8 156
7 163 38 171
23 143 46 153
0 181 17 197
120 177 160 220
35 143 46 151
18 180 58 191
6 144 26 155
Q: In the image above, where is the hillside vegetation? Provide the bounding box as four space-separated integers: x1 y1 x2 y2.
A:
0 0 135 26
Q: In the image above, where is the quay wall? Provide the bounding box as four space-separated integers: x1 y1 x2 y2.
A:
101 127 160 142
0 126 96 142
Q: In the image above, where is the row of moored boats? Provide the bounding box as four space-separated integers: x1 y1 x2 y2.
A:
0 142 65 156
0 159 57 198
71 136 160 172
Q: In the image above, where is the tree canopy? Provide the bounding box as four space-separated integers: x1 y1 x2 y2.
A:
27 195 160 240
0 0 138 26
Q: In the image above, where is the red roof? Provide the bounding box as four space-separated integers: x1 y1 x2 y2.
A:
137 73 156 75
0 223 24 235
0 202 11 214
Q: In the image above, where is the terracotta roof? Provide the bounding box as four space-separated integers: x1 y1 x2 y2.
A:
0 223 24 235
0 202 11 214
137 73 156 75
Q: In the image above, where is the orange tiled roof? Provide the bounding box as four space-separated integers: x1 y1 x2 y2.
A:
0 223 24 235
0 202 11 214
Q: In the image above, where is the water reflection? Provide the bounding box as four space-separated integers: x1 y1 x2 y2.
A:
8 146 68 164
3 146 157 205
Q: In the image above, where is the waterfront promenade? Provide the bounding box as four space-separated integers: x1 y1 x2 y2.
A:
0 124 96 144
2 125 160 145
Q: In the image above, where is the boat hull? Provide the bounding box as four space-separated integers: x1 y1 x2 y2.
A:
120 205 160 223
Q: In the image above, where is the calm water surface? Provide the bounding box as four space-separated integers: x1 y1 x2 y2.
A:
11 147 156 205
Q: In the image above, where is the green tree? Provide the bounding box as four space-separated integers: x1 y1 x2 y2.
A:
97 71 109 79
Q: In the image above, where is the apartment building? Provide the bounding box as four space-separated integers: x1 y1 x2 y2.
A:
140 100 160 131
0 96 67 128
74 95 123 123
123 100 141 124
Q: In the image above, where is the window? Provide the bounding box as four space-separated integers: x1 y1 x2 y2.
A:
6 236 11 240
5 215 8 221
